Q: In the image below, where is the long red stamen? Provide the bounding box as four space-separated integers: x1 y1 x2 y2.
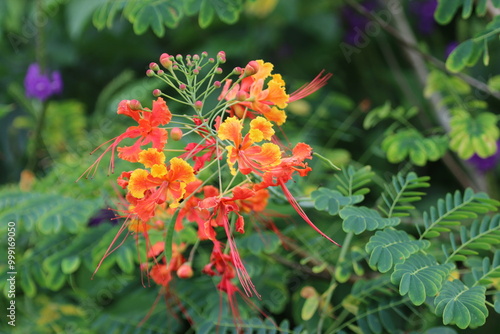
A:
222 213 260 298
279 180 341 247
92 218 132 278
289 70 332 102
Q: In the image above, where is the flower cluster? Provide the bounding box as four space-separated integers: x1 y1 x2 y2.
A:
83 51 337 327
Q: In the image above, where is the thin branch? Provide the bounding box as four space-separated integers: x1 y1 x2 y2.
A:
345 0 500 100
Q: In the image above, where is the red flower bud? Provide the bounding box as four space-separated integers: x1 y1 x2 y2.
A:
152 89 162 97
149 62 160 71
129 99 142 110
232 67 242 75
217 51 226 63
177 262 193 279
160 53 173 69
244 60 259 77
194 100 203 110
146 69 154 77
170 127 183 141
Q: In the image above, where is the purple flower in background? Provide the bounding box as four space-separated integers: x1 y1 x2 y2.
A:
467 141 500 173
341 0 378 45
88 208 118 227
410 0 438 35
24 63 63 101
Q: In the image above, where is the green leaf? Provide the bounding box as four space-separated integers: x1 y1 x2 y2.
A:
462 0 473 19
164 209 180 266
0 190 100 234
20 267 36 298
391 254 454 305
125 0 183 36
445 215 500 262
494 291 500 313
382 129 447 166
238 231 280 255
446 40 475 73
199 0 215 28
210 0 242 24
435 280 488 329
449 111 499 159
421 188 500 239
116 246 135 274
61 255 81 274
301 296 319 321
366 230 430 273
434 0 461 24
468 250 500 286
363 101 391 129
487 75 500 92
311 188 363 215
379 172 430 218
92 1 124 30
340 206 400 235
476 0 488 16
334 165 375 196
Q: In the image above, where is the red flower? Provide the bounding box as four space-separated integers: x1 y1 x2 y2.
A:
198 186 260 297
80 97 172 179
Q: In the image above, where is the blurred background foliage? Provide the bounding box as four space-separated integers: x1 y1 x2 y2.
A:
1 0 500 333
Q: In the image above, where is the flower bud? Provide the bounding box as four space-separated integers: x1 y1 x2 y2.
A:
232 67 242 75
215 67 223 74
217 51 226 63
179 83 187 90
201 51 208 58
149 62 160 71
208 58 215 63
129 99 142 110
160 53 173 69
244 60 259 77
214 81 221 88
236 91 248 101
176 54 183 61
146 69 154 77
193 68 199 75
194 100 203 110
193 54 200 61
152 89 162 97
177 262 194 279
170 127 183 141
157 69 164 75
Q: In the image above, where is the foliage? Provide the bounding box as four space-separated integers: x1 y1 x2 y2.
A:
92 0 245 35
1 0 500 333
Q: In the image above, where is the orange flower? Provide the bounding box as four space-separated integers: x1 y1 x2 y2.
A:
218 116 281 175
219 60 289 125
126 148 196 221
218 60 331 127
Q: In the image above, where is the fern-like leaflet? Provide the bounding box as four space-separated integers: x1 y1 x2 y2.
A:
378 172 430 218
443 214 500 263
333 165 375 196
419 188 500 239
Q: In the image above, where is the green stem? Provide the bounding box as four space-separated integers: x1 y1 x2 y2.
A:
318 232 353 332
26 101 48 172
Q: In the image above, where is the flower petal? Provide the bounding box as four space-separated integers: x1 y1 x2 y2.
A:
139 148 166 168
